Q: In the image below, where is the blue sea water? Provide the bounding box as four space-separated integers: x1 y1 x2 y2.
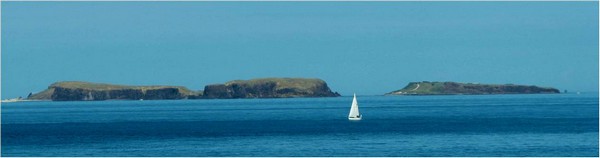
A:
2 93 598 156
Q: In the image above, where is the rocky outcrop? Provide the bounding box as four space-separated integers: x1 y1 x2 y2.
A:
386 81 560 95
28 81 198 101
27 78 340 101
203 78 340 99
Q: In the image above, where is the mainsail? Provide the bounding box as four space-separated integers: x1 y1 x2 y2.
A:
348 93 361 120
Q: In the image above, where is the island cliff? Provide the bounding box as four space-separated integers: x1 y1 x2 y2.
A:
28 81 199 101
27 78 340 101
203 78 340 98
385 81 559 95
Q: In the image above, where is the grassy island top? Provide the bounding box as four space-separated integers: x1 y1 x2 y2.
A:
387 81 559 95
49 81 196 94
223 78 326 88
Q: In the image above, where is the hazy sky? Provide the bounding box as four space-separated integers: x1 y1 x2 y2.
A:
2 2 598 98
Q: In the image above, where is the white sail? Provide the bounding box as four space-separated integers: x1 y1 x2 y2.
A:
348 93 361 120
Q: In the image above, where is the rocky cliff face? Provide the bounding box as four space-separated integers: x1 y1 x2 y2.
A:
386 81 560 95
203 78 340 99
27 78 340 101
29 81 197 101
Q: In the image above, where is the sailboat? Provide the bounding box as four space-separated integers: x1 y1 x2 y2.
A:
348 93 362 120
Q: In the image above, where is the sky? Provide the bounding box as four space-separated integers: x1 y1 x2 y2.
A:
2 2 598 98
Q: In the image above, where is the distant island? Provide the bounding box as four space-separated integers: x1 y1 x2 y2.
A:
27 78 340 101
202 78 340 99
23 79 561 101
385 81 560 95
27 81 199 101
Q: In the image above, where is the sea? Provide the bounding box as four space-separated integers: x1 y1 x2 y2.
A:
1 93 598 156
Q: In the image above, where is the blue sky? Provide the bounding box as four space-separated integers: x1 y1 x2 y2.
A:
2 2 598 98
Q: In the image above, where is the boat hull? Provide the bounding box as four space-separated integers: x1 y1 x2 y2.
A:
348 117 362 121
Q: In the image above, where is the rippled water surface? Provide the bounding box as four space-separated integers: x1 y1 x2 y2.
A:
2 93 598 156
